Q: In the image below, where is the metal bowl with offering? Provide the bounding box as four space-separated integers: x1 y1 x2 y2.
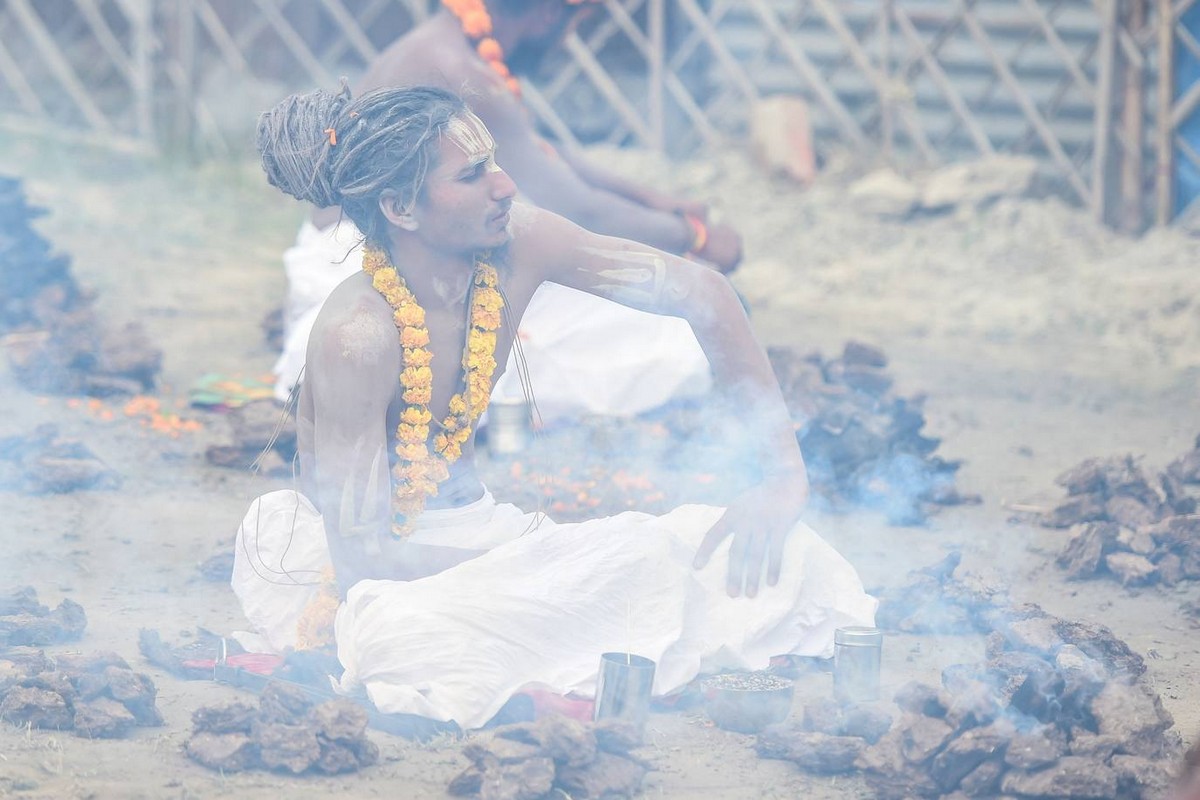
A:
701 670 795 733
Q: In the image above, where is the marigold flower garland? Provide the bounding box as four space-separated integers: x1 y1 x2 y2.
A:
362 245 503 537
441 0 600 97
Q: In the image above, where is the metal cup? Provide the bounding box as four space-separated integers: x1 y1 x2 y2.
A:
834 626 883 703
593 652 656 729
486 399 531 457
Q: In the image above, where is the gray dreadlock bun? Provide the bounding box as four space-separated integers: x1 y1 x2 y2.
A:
255 80 352 208
256 83 468 246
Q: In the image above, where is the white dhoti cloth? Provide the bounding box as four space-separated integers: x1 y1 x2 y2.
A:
232 490 877 730
273 219 712 420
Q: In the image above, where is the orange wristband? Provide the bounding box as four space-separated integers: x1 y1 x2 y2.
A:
682 213 708 256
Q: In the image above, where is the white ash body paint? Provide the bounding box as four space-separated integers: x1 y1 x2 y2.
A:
576 247 690 307
339 307 395 366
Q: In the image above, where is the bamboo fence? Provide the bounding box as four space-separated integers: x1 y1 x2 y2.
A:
0 0 1193 229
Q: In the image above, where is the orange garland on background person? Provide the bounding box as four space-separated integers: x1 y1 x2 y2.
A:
361 245 503 537
441 0 602 97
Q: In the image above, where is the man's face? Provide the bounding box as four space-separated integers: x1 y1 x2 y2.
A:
411 113 516 255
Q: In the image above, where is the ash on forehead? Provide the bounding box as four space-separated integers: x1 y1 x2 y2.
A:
446 112 496 160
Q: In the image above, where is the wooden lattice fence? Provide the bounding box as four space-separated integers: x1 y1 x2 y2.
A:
0 0 1194 228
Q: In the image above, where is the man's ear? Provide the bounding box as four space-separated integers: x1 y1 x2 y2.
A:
379 190 419 231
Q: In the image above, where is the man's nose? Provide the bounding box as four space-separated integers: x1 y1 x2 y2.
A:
492 169 517 201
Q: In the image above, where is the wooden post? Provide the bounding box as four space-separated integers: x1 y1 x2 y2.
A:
1156 0 1176 225
1121 0 1147 232
130 0 154 147
1092 0 1116 222
880 0 893 160
649 0 664 152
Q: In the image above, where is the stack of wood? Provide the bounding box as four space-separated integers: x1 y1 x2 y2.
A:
449 716 648 799
0 175 161 396
757 606 1179 799
185 681 378 775
1041 443 1200 586
768 343 978 524
0 586 86 647
0 423 120 493
0 647 163 738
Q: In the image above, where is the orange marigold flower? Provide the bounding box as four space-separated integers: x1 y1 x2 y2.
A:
400 327 430 348
462 9 491 38
476 37 502 62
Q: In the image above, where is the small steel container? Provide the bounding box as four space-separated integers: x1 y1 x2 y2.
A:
593 652 656 731
487 399 532 457
834 626 883 703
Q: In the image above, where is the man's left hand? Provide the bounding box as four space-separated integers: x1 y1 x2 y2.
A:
692 473 808 598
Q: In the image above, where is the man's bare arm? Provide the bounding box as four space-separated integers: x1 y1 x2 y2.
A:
515 208 806 596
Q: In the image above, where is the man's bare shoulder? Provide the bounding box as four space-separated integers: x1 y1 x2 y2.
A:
308 273 398 370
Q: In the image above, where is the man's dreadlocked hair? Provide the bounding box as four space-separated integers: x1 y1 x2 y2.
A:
256 82 467 247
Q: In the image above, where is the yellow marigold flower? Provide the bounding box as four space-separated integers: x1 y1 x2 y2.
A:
401 407 432 425
405 348 434 367
372 270 399 293
396 442 427 461
468 331 497 355
397 423 430 443
363 248 389 275
393 304 425 328
477 309 502 330
448 394 468 416
401 365 433 388
475 265 499 287
403 386 432 405
400 327 430 348
473 289 504 313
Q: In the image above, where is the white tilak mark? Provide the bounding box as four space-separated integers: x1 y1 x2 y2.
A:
446 112 497 168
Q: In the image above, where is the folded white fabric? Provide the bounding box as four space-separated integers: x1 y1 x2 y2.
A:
272 214 712 419
232 489 877 730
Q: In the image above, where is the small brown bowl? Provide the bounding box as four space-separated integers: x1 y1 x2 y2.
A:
701 671 795 733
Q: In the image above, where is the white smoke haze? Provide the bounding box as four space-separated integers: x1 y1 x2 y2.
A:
1 124 1198 795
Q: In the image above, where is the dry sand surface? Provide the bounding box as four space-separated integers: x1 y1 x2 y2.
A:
0 134 1198 799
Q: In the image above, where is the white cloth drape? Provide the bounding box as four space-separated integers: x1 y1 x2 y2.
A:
232 489 877 730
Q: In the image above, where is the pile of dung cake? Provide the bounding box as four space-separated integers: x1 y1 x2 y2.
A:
1041 439 1200 587
768 342 979 524
0 175 160 396
758 561 1182 799
1 588 163 739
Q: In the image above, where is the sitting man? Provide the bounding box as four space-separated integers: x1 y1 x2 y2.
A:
235 84 874 729
273 0 742 422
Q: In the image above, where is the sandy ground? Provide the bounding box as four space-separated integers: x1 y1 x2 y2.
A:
0 133 1198 799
